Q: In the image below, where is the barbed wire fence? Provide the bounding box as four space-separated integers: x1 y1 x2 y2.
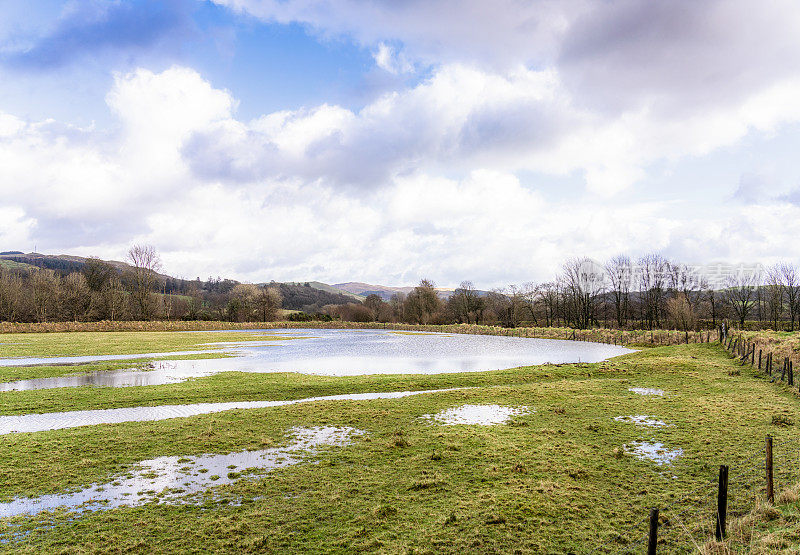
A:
607 332 800 553
609 435 800 553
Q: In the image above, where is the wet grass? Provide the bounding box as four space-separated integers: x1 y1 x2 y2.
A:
0 353 239 384
0 331 295 382
1 342 800 552
0 330 294 358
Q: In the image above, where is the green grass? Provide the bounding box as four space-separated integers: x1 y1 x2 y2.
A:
1 340 800 552
0 330 294 359
0 331 300 382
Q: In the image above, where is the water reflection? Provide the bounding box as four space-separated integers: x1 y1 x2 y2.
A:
420 404 531 425
0 426 363 518
0 388 465 434
0 330 635 390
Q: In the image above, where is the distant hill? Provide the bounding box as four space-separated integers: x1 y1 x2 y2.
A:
273 282 361 313
285 281 365 302
0 252 132 275
334 282 455 301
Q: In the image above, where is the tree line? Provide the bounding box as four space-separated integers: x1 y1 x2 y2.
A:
322 256 800 332
2 247 799 332
0 246 285 323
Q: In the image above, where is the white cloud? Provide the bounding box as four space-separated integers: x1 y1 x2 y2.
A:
0 206 36 248
372 42 413 75
3 59 800 286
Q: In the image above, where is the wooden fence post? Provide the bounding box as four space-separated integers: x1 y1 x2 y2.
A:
648 507 659 555
759 349 762 370
715 464 729 540
766 435 774 504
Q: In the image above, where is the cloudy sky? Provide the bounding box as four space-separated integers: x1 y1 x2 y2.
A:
1 0 800 287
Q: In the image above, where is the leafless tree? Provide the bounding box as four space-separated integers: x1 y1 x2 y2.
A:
101 276 127 321
764 264 785 330
82 257 116 292
61 272 91 321
781 263 800 331
637 254 668 329
605 255 632 328
667 293 697 342
704 288 722 328
0 268 24 322
254 285 282 321
127 244 161 320
451 280 484 324
560 257 604 329
538 281 560 327
31 269 60 322
724 271 759 328
519 282 539 325
389 293 406 322
404 279 443 324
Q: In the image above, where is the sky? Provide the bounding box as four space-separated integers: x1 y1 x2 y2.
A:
1 0 800 288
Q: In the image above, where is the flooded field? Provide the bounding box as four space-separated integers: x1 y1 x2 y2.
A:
0 426 363 518
0 329 635 390
0 388 464 434
1 331 796 552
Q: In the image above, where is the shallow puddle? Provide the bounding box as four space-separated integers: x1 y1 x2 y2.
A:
0 426 363 518
628 387 665 396
0 329 635 385
0 361 197 391
420 404 530 425
0 350 215 368
613 415 669 428
0 388 465 435
625 441 683 465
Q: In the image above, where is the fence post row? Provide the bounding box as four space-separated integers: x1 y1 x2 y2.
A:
715 465 729 541
648 507 659 555
766 435 774 504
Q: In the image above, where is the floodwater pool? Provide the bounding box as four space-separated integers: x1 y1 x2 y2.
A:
0 329 635 390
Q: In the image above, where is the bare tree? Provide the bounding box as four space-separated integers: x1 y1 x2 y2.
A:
0 268 24 322
228 283 259 322
61 272 91 321
451 280 484 324
404 279 443 324
31 269 60 322
704 288 722 328
764 264 785 330
667 293 697 342
538 281 560 327
101 276 127 321
561 257 604 329
519 282 539 325
127 244 161 320
605 255 632 328
82 257 116 292
724 272 759 328
389 293 406 322
781 263 800 331
254 285 282 322
637 254 668 329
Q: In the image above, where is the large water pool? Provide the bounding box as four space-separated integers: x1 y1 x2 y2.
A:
0 329 635 390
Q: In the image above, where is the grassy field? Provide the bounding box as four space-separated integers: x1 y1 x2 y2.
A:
1 333 800 552
0 330 297 382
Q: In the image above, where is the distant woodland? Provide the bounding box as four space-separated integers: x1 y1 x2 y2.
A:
1 248 799 332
